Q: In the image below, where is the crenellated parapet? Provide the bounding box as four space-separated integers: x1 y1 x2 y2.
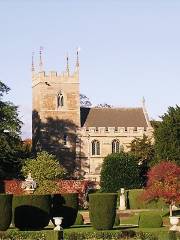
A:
80 126 154 137
32 70 79 87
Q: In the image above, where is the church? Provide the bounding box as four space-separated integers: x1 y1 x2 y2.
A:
32 50 153 181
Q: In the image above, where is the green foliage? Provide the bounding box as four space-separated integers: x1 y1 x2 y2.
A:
138 212 163 228
154 105 180 165
64 229 136 240
89 193 117 230
0 194 12 230
129 134 155 165
0 81 26 179
13 194 51 230
100 152 142 192
0 229 63 240
74 212 84 225
22 151 66 194
114 214 120 226
51 193 78 228
127 189 167 209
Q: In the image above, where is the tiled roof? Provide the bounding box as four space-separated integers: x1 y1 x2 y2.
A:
80 107 148 128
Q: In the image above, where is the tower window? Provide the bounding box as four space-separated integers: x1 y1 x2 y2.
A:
57 93 64 108
92 140 100 155
63 134 68 145
112 139 120 153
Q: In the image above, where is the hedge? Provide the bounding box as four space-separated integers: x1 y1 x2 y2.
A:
138 212 163 228
0 194 12 231
126 189 167 210
13 194 51 230
0 229 63 240
74 212 84 225
114 214 120 226
89 193 117 230
51 193 78 228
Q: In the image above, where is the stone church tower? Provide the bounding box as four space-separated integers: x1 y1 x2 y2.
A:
32 49 80 173
32 48 153 180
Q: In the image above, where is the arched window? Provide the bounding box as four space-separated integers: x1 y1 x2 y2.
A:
112 139 120 153
92 140 100 155
63 134 68 145
57 93 64 108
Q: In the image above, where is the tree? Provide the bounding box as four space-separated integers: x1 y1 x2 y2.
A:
129 135 155 186
143 161 180 216
95 103 113 108
80 94 92 107
0 81 23 179
129 134 155 165
100 152 142 192
154 105 180 165
22 151 67 193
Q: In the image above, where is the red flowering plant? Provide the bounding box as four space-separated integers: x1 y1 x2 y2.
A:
143 161 180 216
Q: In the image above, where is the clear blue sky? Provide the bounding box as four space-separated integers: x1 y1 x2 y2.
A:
0 0 180 138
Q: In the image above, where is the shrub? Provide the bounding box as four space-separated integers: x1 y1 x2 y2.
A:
22 151 66 194
138 212 163 228
74 212 84 225
126 189 167 210
0 194 12 231
13 194 51 230
100 153 141 192
51 193 78 228
114 214 120 226
89 193 117 230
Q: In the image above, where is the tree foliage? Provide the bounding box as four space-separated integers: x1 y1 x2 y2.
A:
0 81 24 179
143 161 180 206
95 103 113 108
80 94 92 107
154 105 180 165
22 151 66 193
129 134 155 165
100 152 142 192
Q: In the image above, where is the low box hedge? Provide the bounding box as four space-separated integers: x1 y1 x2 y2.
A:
138 212 163 228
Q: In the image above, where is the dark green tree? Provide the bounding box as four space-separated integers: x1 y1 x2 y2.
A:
0 81 23 178
129 134 155 165
100 152 142 192
154 105 180 165
129 134 155 185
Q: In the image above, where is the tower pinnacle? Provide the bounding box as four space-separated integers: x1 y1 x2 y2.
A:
31 52 35 73
39 46 43 72
66 53 70 75
75 47 80 72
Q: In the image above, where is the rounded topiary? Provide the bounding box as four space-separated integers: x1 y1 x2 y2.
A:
89 193 117 230
74 212 84 225
0 194 13 231
51 193 78 228
139 212 163 228
13 194 51 230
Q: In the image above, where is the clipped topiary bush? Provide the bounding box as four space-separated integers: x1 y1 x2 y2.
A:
89 193 117 230
0 194 12 231
138 212 163 228
51 193 78 228
74 212 84 225
114 214 120 226
13 194 51 230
